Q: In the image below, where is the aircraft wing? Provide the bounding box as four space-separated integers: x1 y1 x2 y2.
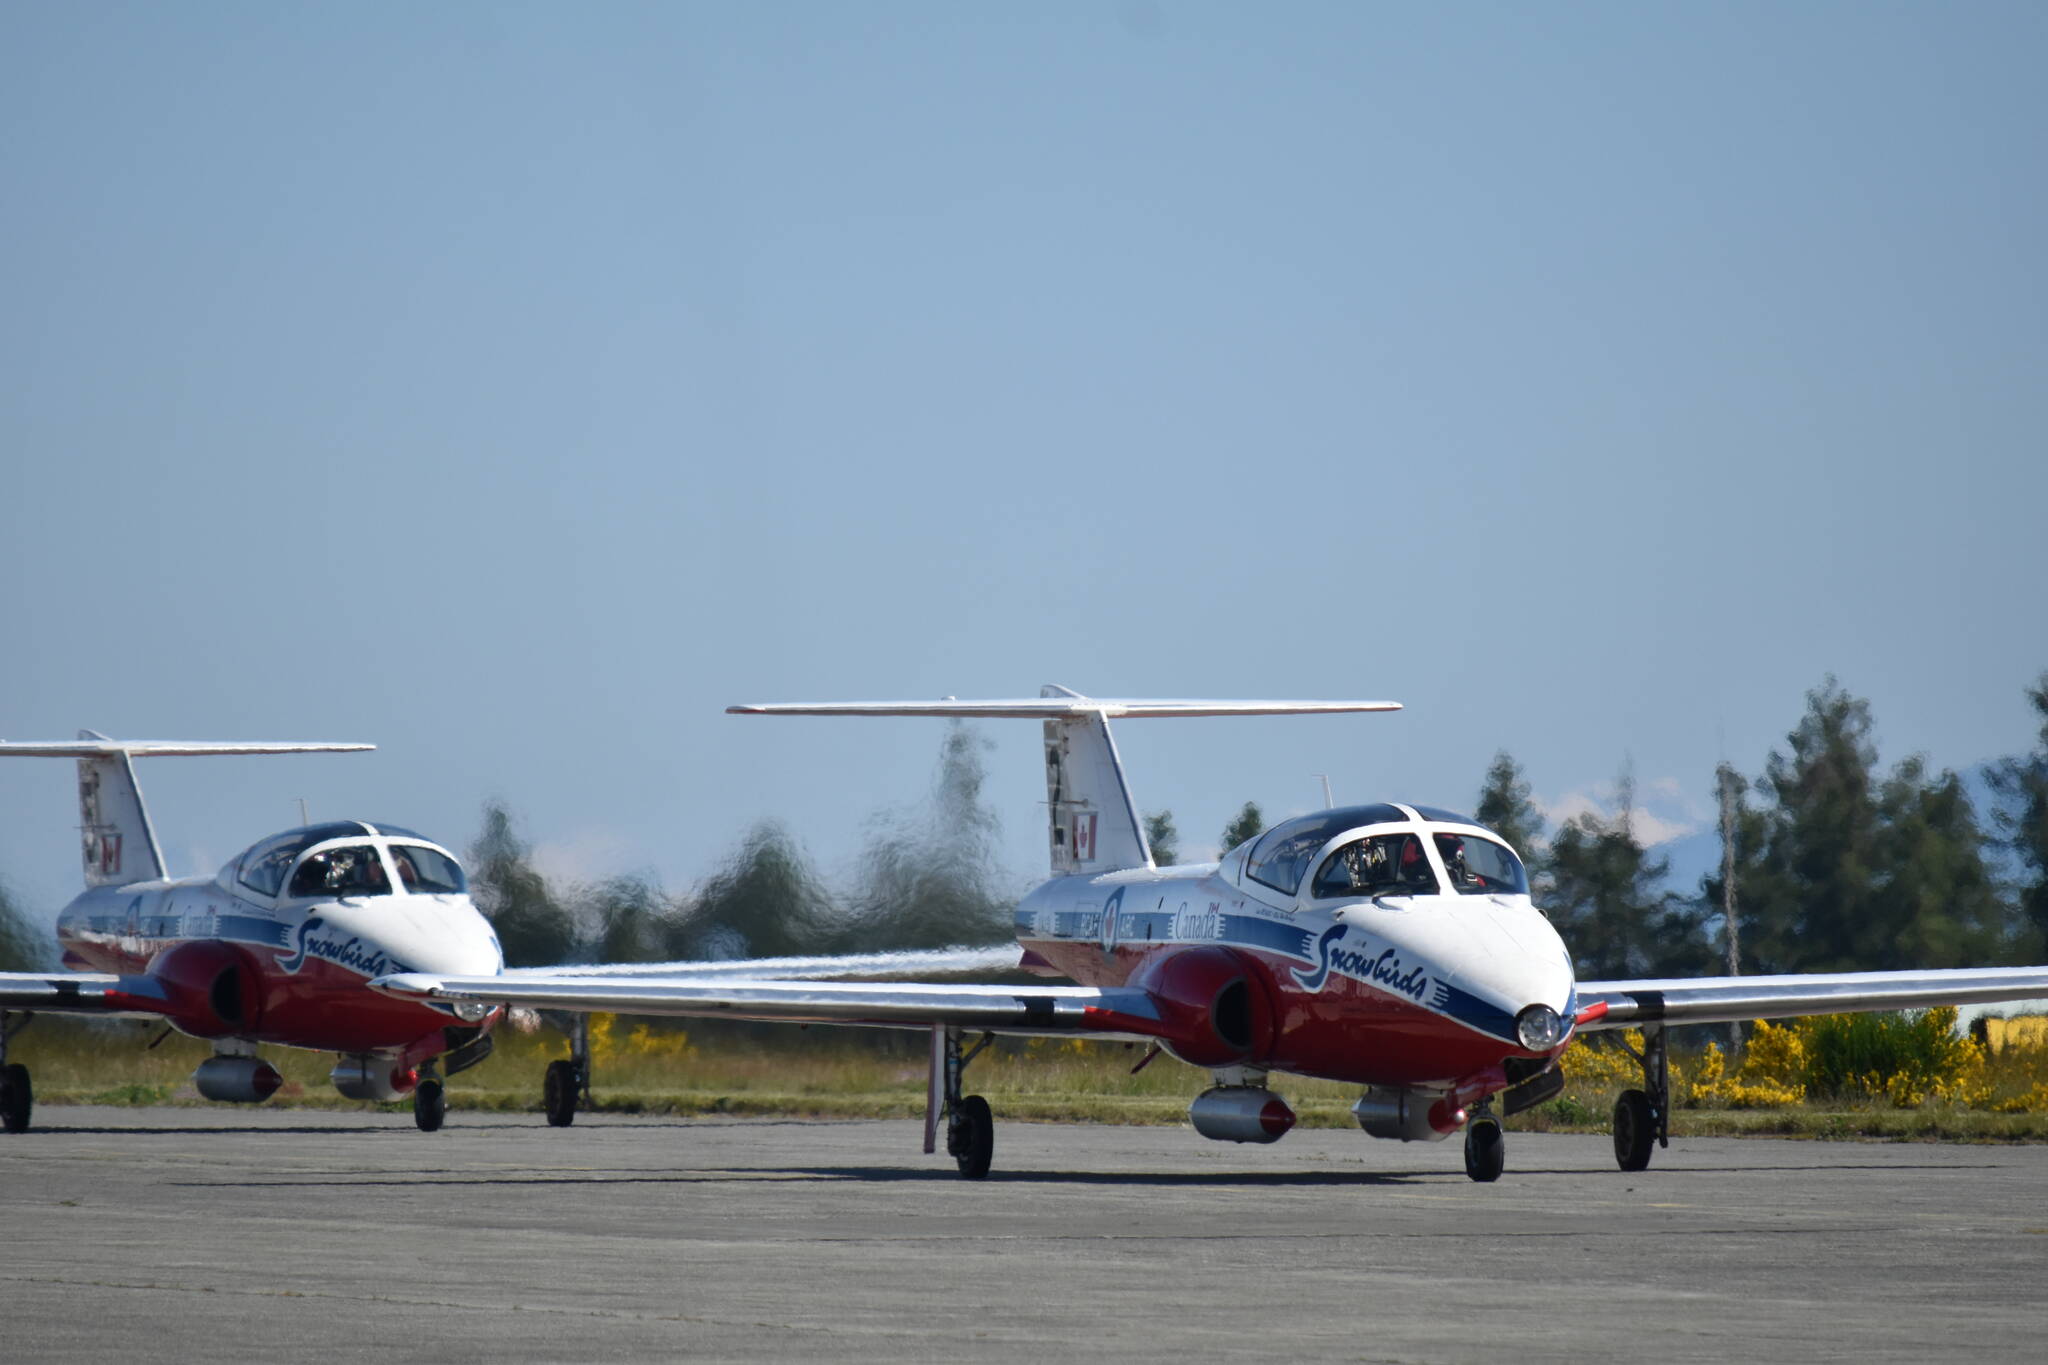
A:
1574 965 2048 1031
371 970 1160 1038
0 970 174 1018
498 944 1026 982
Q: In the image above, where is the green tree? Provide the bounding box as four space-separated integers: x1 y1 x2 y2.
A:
1873 758 2013 967
576 872 674 964
467 800 576 967
676 820 838 960
1219 802 1264 854
846 722 1011 949
1543 774 1711 980
0 876 42 971
1474 751 1544 860
1144 810 1180 867
1988 672 2048 954
1742 678 1885 974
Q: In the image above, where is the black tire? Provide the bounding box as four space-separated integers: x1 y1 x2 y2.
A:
1 1063 30 1135
950 1094 994 1180
413 1077 446 1133
544 1059 578 1128
1613 1088 1655 1172
1463 1117 1504 1183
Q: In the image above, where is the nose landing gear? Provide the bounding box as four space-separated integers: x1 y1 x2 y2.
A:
413 1061 446 1132
1462 1100 1504 1182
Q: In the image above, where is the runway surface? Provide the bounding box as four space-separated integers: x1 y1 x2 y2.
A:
4 1106 2045 1363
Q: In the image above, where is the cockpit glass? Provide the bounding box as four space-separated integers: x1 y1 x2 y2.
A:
1434 834 1528 895
1246 806 1412 896
1311 834 1439 897
237 836 302 898
389 844 465 894
287 844 392 899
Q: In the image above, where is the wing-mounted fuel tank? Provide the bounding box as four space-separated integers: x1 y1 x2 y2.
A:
193 1055 283 1102
1188 1086 1297 1143
330 1055 417 1102
1126 945 1278 1067
1352 1086 1464 1142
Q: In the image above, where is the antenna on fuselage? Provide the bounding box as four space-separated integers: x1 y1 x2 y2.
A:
297 797 310 828
1314 773 1334 809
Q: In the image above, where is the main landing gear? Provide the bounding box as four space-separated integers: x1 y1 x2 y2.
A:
931 1025 994 1180
543 1014 590 1128
1 1012 32 1135
1611 1023 1668 1172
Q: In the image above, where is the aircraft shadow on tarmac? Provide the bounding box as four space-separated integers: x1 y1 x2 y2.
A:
24 1124 402 1137
157 1159 2001 1192
166 1165 1447 1189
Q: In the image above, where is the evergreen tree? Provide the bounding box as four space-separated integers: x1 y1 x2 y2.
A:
1219 802 1264 854
1988 672 2048 954
1543 773 1711 979
1474 751 1544 858
1144 810 1180 867
844 722 1011 949
0 876 41 971
1874 759 2012 968
678 820 838 959
467 800 577 967
1744 678 1884 974
576 872 673 964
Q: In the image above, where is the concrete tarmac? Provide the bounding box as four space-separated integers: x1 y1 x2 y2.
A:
3 1106 2045 1363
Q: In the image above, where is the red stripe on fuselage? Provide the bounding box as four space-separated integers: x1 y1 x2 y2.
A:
58 928 459 1053
1026 937 1532 1087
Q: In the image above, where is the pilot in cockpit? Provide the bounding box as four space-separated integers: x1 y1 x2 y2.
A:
288 845 389 898
1315 834 1437 897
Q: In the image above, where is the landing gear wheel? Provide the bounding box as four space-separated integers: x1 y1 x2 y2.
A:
949 1094 993 1180
0 1063 30 1135
544 1059 578 1128
1613 1088 1655 1171
1463 1116 1504 1182
413 1077 446 1133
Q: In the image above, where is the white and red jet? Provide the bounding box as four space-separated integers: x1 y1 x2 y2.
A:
374 689 2048 1182
0 736 504 1133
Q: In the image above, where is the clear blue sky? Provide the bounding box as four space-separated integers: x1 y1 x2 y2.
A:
4 3 2044 923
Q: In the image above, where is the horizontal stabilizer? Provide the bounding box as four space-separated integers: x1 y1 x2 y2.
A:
0 741 373 758
0 733 373 888
729 699 1400 719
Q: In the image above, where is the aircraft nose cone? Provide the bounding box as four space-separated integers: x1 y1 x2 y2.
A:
313 896 503 978
1422 900 1576 1029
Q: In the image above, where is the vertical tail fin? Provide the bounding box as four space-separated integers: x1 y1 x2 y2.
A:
75 731 166 887
0 737 375 887
1040 686 1150 875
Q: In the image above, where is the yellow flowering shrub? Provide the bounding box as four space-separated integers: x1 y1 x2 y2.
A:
1684 1040 1804 1109
588 1013 699 1067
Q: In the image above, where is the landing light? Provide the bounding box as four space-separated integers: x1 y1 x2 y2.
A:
1516 1004 1564 1052
450 999 491 1023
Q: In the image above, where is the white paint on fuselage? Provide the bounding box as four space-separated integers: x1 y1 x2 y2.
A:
1014 814 1576 1046
58 845 503 983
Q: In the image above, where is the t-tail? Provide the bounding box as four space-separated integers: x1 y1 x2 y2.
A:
728 687 1401 876
0 733 374 887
